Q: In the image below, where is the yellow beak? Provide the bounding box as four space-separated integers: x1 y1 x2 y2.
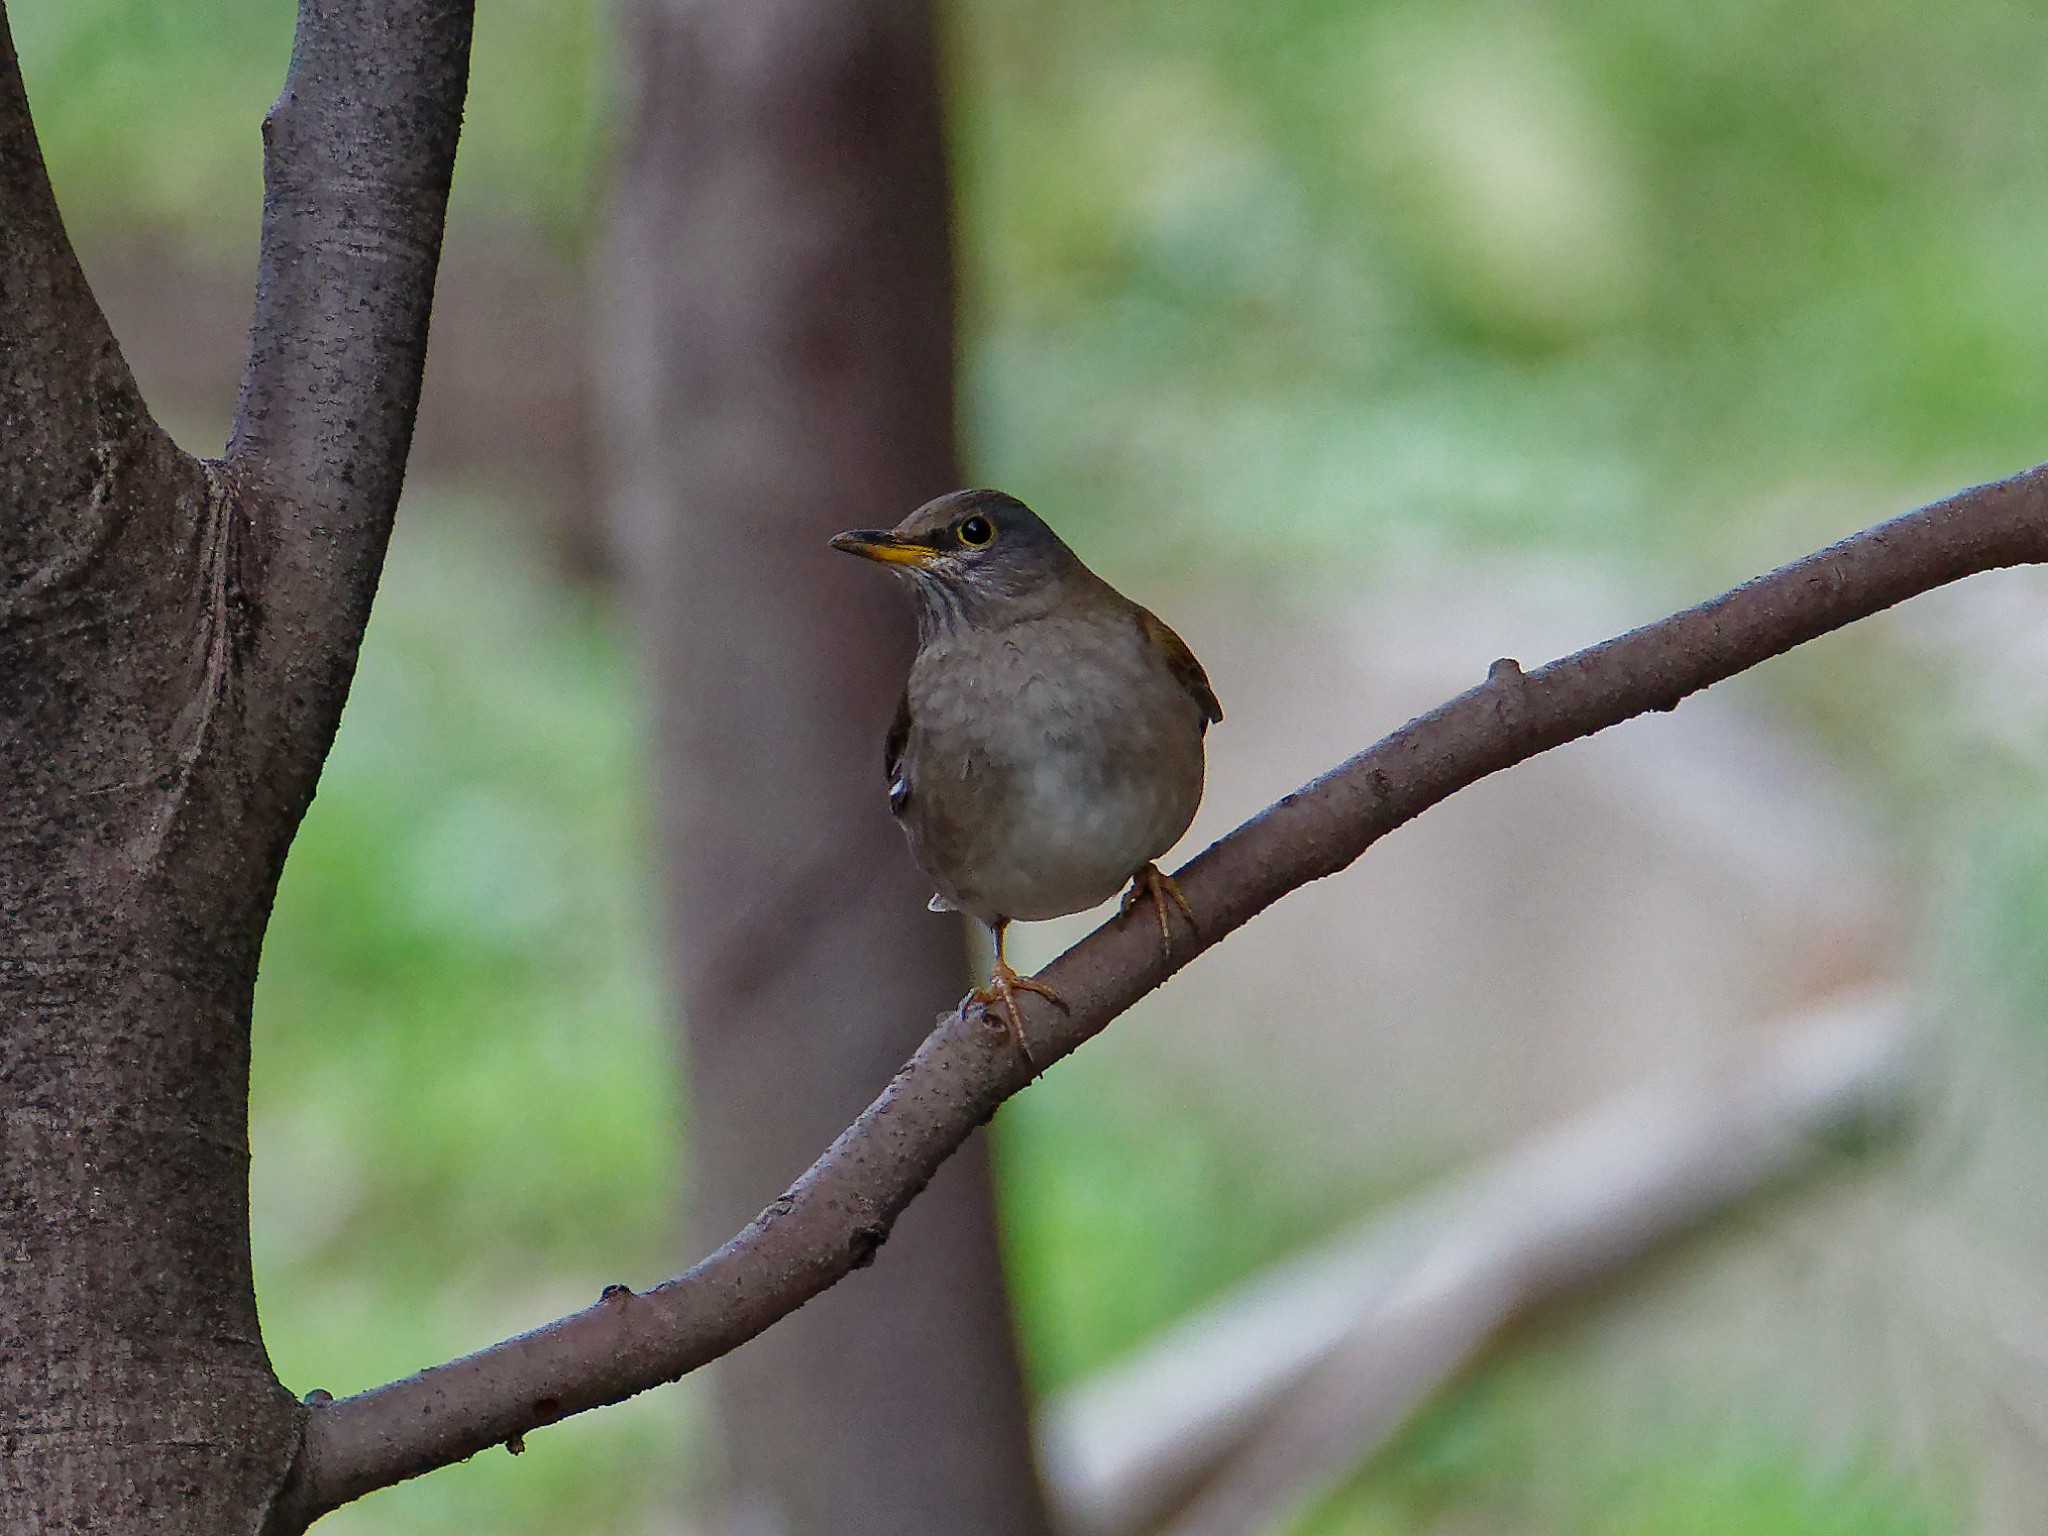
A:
828 529 941 569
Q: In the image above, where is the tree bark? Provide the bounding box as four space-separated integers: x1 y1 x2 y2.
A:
597 2 1054 1534
0 2 471 1530
0 20 296 1525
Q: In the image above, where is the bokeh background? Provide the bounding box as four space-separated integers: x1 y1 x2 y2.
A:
16 0 2048 1530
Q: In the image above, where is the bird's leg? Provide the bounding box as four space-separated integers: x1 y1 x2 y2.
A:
969 920 1065 1066
1120 861 1197 958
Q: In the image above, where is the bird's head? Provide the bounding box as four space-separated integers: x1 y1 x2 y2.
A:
829 489 1084 636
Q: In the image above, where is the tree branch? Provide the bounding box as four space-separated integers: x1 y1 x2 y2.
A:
277 462 2048 1527
225 0 474 801
0 2 167 582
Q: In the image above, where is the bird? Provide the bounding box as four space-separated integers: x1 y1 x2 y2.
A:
829 488 1221 1065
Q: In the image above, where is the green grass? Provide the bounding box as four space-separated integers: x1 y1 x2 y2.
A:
1294 1351 1954 1535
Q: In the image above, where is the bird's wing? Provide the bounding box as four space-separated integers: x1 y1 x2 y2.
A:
1137 607 1223 730
884 686 913 817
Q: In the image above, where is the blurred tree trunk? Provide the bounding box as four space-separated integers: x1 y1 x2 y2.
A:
598 3 1055 1534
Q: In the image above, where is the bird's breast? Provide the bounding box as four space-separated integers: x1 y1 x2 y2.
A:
899 618 1206 923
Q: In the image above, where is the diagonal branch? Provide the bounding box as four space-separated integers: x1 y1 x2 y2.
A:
276 462 2048 1528
226 0 474 800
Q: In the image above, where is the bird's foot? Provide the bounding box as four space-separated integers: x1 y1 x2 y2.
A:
970 959 1066 1068
1120 861 1197 958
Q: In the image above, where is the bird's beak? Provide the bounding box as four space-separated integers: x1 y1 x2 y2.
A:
828 529 941 569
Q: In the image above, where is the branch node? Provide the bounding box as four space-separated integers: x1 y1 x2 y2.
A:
504 1434 525 1457
301 1389 334 1407
600 1283 634 1304
1488 656 1524 681
848 1224 887 1271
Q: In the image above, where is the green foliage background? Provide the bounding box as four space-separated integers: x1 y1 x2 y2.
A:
17 0 2047 1529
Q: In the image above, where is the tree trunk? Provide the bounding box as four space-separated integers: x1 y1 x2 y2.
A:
0 2 471 1529
1 21 292 1531
599 3 1055 1533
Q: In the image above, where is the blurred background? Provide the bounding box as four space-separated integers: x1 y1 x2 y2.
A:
15 0 2048 1530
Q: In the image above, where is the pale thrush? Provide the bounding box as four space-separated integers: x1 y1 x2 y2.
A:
830 489 1221 1063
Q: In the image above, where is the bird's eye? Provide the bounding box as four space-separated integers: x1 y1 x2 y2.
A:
955 514 996 548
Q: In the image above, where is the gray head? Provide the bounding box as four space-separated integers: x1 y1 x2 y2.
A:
829 489 1089 638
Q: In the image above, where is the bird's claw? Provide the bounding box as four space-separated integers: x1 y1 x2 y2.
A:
1121 861 1197 957
970 960 1066 1068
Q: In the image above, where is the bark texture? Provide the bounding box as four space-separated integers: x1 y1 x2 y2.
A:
0 21 295 1528
0 2 472 1531
597 3 1056 1533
